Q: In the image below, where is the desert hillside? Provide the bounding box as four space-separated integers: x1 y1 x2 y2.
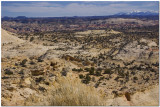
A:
1 29 159 106
2 29 25 44
1 1 159 106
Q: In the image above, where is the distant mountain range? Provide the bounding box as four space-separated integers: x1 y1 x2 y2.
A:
2 11 159 21
115 11 159 16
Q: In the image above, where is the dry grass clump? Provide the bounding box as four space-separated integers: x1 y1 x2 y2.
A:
50 75 107 106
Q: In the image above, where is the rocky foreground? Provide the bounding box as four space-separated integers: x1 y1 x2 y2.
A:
1 29 159 106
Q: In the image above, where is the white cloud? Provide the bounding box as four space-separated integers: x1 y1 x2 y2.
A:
2 2 158 17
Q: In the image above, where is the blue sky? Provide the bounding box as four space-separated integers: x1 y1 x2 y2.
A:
1 1 159 17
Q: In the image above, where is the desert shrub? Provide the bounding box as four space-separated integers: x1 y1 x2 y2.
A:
72 68 83 72
30 61 35 65
2 76 9 79
97 67 103 71
91 67 95 71
133 76 138 80
72 68 77 71
89 70 94 75
39 86 46 92
118 70 125 77
112 91 118 97
37 57 43 62
15 63 18 66
95 71 101 76
61 68 69 76
82 74 91 84
20 59 27 67
30 37 34 42
104 69 112 74
114 76 119 81
150 69 156 72
86 74 91 81
99 76 105 81
92 77 95 82
145 77 150 82
102 83 106 85
45 81 50 85
94 81 101 88
29 56 34 60
50 62 57 67
131 71 136 75
5 69 13 75
35 77 44 83
89 67 95 75
79 74 84 79
50 76 107 106
84 68 90 72
78 68 83 72
83 61 91 66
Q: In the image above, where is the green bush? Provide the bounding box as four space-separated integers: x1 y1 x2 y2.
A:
133 77 138 80
91 67 95 71
95 81 101 88
30 61 35 65
86 74 91 81
79 74 84 79
72 68 83 72
89 70 94 75
82 74 91 84
72 68 77 71
99 76 104 81
118 70 125 77
37 57 43 62
95 71 101 76
30 37 34 42
112 91 118 97
5 69 13 75
84 68 90 72
92 77 95 82
20 59 27 67
104 69 112 74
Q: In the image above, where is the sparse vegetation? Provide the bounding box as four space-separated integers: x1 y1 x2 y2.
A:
1 12 159 106
5 69 13 75
72 68 83 72
104 69 112 74
50 76 107 106
95 70 102 76
30 37 34 42
82 74 91 84
79 74 84 79
20 59 27 67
